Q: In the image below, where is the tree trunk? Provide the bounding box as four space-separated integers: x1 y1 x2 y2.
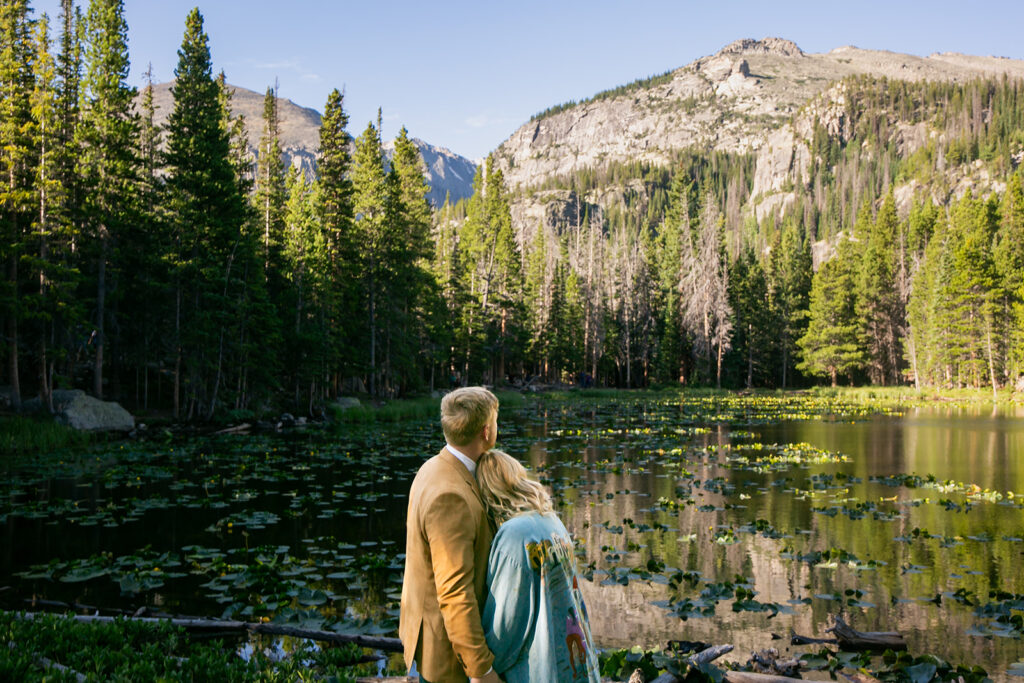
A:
369 274 376 397
8 253 21 411
985 316 998 401
94 230 107 398
746 323 753 388
173 284 181 419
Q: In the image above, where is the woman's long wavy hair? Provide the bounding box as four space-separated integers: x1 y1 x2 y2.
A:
476 449 553 525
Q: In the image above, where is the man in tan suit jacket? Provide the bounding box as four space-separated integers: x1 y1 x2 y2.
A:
400 387 503 683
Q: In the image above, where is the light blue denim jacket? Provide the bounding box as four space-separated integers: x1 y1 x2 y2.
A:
482 511 600 683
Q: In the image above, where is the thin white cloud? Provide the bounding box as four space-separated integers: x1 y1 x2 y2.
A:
253 58 301 70
465 115 490 129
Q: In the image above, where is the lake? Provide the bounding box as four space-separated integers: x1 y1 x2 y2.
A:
2 394 1023 679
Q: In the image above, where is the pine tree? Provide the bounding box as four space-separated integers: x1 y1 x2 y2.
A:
797 240 864 386
727 249 771 388
389 126 435 392
857 191 902 384
254 84 286 271
994 172 1024 383
122 63 163 409
458 157 522 384
164 8 255 418
78 0 138 398
766 218 812 387
314 88 354 388
653 172 690 384
0 0 37 410
282 165 329 408
351 115 394 396
947 195 1001 397
27 12 65 411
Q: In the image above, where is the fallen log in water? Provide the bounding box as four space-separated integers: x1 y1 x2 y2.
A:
827 615 907 650
789 628 838 646
646 644 736 683
13 611 404 652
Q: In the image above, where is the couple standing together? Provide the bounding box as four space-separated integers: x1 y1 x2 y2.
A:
399 387 602 683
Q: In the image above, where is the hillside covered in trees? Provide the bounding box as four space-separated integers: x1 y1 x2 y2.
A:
2 2 1023 420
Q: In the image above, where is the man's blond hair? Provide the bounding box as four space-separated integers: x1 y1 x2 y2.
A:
441 387 499 446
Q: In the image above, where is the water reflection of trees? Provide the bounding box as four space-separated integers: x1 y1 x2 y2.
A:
526 406 1024 676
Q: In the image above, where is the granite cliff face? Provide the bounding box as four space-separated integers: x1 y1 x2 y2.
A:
141 82 476 207
493 38 1024 233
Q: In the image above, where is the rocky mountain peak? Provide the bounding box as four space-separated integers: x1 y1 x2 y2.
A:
717 37 804 58
137 82 476 207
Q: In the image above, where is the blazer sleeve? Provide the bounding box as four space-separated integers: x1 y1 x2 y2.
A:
423 490 495 677
482 539 535 675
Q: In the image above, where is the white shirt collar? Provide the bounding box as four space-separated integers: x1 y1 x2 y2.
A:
445 444 476 475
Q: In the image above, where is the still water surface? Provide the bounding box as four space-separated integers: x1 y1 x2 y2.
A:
2 397 1023 678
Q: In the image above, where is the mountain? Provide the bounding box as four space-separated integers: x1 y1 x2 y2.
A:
492 37 1024 237
141 82 476 207
383 137 478 208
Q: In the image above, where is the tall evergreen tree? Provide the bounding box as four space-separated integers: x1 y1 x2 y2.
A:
0 0 37 409
350 115 397 395
947 195 1001 397
766 218 812 387
78 0 138 398
314 88 354 388
458 157 522 384
994 172 1024 382
27 12 65 411
798 239 864 386
164 8 257 418
727 249 771 388
389 126 435 391
857 191 902 384
254 84 286 271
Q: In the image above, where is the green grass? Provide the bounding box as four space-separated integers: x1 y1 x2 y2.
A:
329 389 527 424
806 385 1021 406
0 416 90 456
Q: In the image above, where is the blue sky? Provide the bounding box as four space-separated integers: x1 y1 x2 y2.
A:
29 0 1024 160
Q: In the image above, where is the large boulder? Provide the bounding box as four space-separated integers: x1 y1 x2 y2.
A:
332 397 361 412
27 390 135 432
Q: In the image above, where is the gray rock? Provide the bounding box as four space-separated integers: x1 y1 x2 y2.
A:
1015 375 1024 393
30 390 135 432
332 397 361 412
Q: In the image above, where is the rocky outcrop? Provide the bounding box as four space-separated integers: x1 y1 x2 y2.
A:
491 38 1024 238
24 390 134 432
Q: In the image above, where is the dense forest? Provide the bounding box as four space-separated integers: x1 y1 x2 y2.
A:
2 1 1023 420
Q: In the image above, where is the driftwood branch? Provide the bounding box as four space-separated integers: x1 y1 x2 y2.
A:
647 644 736 683
10 641 87 683
827 615 906 650
14 611 404 652
841 673 884 683
723 673 805 683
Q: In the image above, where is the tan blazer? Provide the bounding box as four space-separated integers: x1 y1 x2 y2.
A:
400 449 495 681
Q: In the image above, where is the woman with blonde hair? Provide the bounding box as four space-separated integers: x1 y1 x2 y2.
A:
475 449 600 683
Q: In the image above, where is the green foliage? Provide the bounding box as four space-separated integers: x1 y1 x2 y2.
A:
0 416 89 455
0 611 368 681
798 238 864 385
